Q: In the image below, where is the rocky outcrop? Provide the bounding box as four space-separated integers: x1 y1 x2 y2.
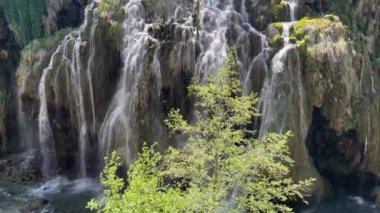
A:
0 151 41 184
43 0 88 35
281 3 380 185
263 0 380 195
0 9 19 155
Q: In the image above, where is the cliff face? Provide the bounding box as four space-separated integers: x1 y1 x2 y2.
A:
0 9 19 154
1 0 380 200
299 0 380 183
257 0 380 190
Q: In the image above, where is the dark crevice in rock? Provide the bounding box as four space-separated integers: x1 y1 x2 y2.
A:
56 1 84 30
306 107 379 196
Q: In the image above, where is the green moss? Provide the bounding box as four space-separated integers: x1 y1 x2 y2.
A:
272 22 284 31
289 35 297 43
375 58 380 69
269 33 284 52
272 2 287 20
295 16 332 39
102 20 123 50
99 0 125 21
24 28 71 52
344 114 359 130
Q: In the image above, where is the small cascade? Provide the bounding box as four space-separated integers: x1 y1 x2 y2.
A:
319 0 324 16
240 0 249 22
33 3 100 178
243 33 269 95
283 0 298 22
194 1 231 77
38 46 62 179
17 92 34 150
99 0 162 165
370 68 377 94
364 113 371 158
70 35 89 178
60 5 100 178
259 0 308 146
85 8 99 133
195 0 267 79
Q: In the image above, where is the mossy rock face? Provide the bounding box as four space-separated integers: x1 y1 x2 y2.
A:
294 15 345 46
16 29 70 101
247 0 288 31
293 0 380 179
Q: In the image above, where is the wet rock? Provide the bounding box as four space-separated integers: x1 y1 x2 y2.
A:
0 151 41 184
0 187 11 198
371 186 380 204
21 198 49 213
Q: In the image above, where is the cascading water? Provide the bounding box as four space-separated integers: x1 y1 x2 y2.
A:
17 92 34 150
70 34 90 178
33 3 100 178
7 0 380 211
258 0 310 165
259 0 304 136
20 0 275 180
98 0 268 164
85 10 99 133
99 0 162 165
38 47 62 179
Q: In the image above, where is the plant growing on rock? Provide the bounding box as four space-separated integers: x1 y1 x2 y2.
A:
99 0 125 21
88 49 314 212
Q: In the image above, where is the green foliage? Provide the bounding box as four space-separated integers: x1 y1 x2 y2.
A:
269 33 284 51
99 0 125 21
344 114 359 130
294 17 332 41
272 1 287 20
87 147 187 213
102 21 124 50
164 49 314 212
89 49 314 212
24 28 71 52
0 0 45 45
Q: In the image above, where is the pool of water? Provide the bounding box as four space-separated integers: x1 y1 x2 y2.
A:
2 178 380 213
0 177 102 213
301 195 380 213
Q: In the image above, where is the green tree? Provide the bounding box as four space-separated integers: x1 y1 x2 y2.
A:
0 0 45 45
88 49 314 212
87 148 187 213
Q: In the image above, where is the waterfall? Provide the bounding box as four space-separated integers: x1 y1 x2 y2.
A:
97 0 268 163
60 5 99 178
240 0 249 23
259 0 308 145
243 33 269 95
85 8 99 133
22 0 272 176
33 3 100 178
70 35 89 178
38 46 62 179
370 68 377 94
99 0 162 165
17 92 34 150
283 0 298 22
